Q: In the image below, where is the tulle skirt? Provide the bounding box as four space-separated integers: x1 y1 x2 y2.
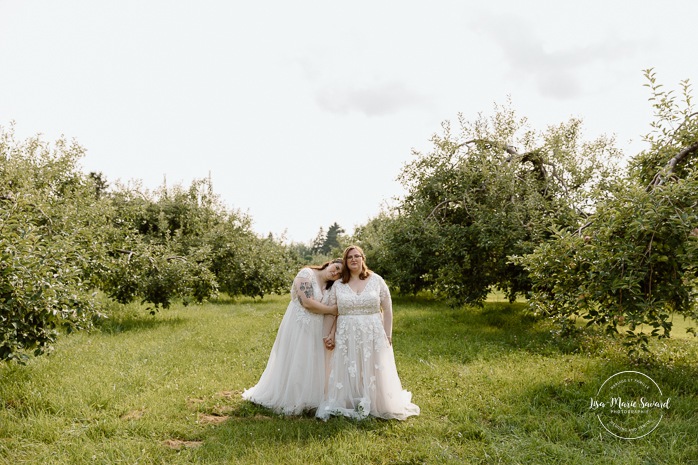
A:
242 301 326 415
317 313 420 421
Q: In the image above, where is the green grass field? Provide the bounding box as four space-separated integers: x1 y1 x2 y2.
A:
1 295 696 464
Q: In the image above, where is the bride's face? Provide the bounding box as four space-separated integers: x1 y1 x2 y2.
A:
346 249 363 273
325 263 342 281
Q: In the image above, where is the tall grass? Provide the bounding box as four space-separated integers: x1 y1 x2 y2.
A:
0 294 696 464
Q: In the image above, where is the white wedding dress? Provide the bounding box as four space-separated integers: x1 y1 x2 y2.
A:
317 273 420 420
242 268 328 415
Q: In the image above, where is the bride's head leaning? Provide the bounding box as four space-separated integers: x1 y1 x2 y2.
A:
341 245 372 283
309 258 343 289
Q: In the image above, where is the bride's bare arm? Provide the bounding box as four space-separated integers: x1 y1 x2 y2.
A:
322 315 337 350
379 279 393 345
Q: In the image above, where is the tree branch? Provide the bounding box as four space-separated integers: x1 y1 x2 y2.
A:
425 199 457 221
457 139 520 156
666 140 698 173
576 220 594 235
668 111 698 142
650 140 698 188
582 141 698 235
115 249 135 262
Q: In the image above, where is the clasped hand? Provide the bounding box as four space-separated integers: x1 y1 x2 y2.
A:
323 334 335 350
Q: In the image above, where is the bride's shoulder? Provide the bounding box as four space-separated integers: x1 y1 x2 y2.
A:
331 279 351 292
295 267 313 279
369 273 389 288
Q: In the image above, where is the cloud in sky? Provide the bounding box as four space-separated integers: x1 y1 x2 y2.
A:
314 81 431 117
470 10 646 100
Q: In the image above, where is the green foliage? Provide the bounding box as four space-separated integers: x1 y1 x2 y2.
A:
360 102 620 305
99 175 294 306
100 241 218 311
0 125 294 361
98 175 294 308
353 212 398 279
355 212 436 294
630 70 698 184
97 178 223 309
0 125 106 362
208 226 295 299
518 72 698 355
286 241 315 264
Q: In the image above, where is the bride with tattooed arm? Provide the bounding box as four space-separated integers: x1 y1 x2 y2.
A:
242 259 342 414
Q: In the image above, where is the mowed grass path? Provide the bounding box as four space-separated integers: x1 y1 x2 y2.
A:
0 294 697 464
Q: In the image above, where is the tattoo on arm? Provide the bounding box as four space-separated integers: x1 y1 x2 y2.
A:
298 281 313 302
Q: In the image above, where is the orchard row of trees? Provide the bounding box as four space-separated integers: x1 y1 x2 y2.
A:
355 71 697 355
2 71 696 362
0 126 302 362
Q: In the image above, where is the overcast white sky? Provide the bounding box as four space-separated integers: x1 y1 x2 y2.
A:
2 1 697 242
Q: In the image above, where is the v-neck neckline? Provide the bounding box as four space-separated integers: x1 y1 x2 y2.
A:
347 274 371 295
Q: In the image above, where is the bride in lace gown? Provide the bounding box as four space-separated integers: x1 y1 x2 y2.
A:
317 246 420 421
242 259 342 415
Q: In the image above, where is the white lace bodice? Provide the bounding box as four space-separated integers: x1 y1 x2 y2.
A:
328 273 390 315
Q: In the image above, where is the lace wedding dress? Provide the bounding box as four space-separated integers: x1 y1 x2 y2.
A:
242 268 328 414
316 273 420 420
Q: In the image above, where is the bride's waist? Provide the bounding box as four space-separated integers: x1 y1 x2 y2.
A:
338 309 380 315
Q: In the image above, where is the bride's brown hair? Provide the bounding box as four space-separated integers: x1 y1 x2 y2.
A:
308 258 343 271
308 258 343 289
341 245 372 283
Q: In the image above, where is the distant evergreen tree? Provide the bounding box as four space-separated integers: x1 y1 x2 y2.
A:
308 223 344 256
310 227 326 255
324 222 345 255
